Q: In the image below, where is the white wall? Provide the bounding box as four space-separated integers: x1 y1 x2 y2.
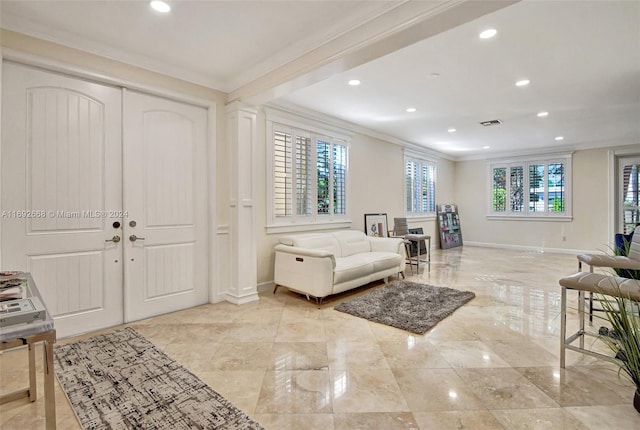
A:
254 111 455 286
454 147 617 252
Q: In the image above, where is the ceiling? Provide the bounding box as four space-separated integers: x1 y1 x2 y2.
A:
2 0 639 160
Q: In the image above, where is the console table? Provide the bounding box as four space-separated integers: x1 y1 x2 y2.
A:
0 273 56 430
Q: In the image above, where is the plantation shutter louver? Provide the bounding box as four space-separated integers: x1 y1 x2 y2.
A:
333 143 347 215
273 130 292 217
317 140 330 215
296 135 312 216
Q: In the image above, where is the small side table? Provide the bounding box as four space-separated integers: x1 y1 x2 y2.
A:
1 273 56 430
405 233 431 274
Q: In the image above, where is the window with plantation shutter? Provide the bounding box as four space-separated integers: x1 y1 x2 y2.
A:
268 120 349 228
488 154 572 219
405 153 436 216
621 159 640 234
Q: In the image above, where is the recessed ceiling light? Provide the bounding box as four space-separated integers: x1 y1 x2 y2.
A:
348 79 361 86
483 145 491 149
479 29 497 39
406 107 417 113
555 136 564 141
150 0 171 13
537 111 549 117
516 79 530 87
447 128 456 133
427 72 441 79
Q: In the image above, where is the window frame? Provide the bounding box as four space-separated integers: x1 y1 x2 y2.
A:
404 150 437 219
487 153 573 221
266 115 351 233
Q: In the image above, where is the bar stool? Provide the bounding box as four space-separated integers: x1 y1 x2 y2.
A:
392 218 430 274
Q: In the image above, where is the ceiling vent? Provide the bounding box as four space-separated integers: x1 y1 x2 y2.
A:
479 119 503 127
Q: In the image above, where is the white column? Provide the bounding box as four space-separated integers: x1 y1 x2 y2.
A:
225 102 259 304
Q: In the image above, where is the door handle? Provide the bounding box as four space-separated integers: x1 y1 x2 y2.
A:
105 235 121 243
129 235 146 242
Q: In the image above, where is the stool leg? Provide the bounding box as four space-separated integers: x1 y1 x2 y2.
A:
560 286 567 368
578 290 585 350
404 243 413 275
427 237 431 272
588 265 594 325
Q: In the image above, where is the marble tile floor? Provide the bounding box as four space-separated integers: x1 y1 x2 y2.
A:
2 246 639 429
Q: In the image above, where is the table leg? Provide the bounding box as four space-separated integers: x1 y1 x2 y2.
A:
28 342 37 402
44 337 56 430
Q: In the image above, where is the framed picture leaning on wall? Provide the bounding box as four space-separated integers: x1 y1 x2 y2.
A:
364 213 388 237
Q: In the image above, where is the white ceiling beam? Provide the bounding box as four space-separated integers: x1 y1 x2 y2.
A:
228 0 519 106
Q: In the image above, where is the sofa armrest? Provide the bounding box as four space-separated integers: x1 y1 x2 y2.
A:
274 244 336 298
274 244 336 263
369 236 405 254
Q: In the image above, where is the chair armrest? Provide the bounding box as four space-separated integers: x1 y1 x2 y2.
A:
577 254 640 270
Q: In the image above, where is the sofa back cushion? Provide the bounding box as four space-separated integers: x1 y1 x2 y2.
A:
332 230 372 257
280 233 342 257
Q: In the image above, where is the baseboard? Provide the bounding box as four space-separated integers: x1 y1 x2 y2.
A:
257 281 275 293
224 292 260 305
464 241 595 255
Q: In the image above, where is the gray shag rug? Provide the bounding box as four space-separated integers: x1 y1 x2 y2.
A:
54 327 264 430
334 281 475 334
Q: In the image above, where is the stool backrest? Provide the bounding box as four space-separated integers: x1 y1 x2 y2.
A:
393 218 409 236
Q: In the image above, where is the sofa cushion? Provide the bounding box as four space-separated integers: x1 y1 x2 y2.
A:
333 230 371 257
281 233 342 257
334 254 374 284
367 252 403 272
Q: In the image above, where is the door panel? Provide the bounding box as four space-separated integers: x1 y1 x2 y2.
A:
1 62 124 337
27 251 104 316
123 90 208 322
28 87 105 233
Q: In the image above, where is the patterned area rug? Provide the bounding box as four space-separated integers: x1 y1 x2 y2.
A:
335 281 475 334
54 327 264 430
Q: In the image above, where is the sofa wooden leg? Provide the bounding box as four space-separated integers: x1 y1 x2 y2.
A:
273 284 280 294
400 271 405 279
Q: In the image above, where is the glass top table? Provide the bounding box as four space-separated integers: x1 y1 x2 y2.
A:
0 272 57 430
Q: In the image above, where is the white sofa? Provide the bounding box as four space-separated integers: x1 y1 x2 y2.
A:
273 230 406 302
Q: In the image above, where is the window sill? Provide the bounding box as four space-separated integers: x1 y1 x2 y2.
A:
486 214 573 222
266 220 352 234
405 214 437 222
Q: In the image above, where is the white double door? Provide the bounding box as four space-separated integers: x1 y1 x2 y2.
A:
1 62 209 337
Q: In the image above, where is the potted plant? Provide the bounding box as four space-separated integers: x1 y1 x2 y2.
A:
596 287 640 413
